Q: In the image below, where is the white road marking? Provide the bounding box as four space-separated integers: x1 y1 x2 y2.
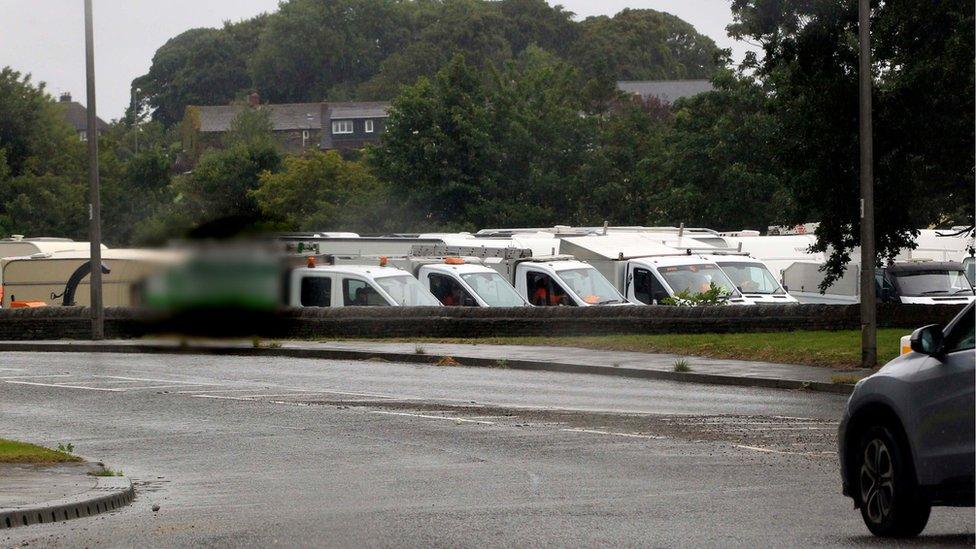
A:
733 444 834 456
0 367 26 372
92 375 224 386
561 428 666 440
4 380 122 392
0 374 76 380
368 410 495 425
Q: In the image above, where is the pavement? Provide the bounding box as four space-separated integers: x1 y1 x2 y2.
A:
0 338 874 394
0 462 134 530
0 351 972 547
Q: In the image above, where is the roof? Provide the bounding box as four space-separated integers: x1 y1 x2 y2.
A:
57 101 109 132
326 102 390 119
560 234 681 260
887 261 965 273
300 265 410 278
616 80 714 104
193 103 322 133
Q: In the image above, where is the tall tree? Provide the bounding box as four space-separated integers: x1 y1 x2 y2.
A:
729 0 975 284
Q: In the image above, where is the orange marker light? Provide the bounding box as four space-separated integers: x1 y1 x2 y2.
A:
306 256 316 268
379 256 388 267
444 257 465 265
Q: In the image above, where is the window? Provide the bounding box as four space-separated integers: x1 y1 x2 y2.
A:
633 268 669 304
943 307 975 354
659 264 738 296
557 268 624 305
460 272 525 307
342 278 387 306
364 119 374 133
332 120 353 134
428 273 477 306
526 271 575 306
718 262 784 295
299 276 331 307
79 130 87 142
375 275 441 306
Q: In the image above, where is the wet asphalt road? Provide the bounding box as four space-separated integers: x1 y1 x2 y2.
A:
0 352 973 548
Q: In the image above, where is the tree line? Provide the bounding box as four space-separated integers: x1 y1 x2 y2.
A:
0 0 972 285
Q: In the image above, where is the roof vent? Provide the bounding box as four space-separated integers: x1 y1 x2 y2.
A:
59 92 72 103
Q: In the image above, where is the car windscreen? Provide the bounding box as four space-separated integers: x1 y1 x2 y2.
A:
659 264 739 296
375 275 441 306
717 262 784 294
555 268 625 305
460 272 525 307
890 269 975 297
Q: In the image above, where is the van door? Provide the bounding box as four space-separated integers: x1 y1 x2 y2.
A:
632 267 670 304
341 277 389 306
525 270 575 306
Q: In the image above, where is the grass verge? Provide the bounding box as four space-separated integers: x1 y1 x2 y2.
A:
0 439 82 464
344 329 906 369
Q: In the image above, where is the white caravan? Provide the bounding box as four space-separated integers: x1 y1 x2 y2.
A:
0 236 107 259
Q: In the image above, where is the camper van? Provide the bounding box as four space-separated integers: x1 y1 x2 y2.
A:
0 236 106 259
0 249 180 308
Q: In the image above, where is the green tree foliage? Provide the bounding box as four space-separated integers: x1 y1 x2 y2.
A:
252 150 393 232
133 19 266 126
370 52 599 229
658 71 791 231
134 1 716 124
571 9 721 83
729 0 975 284
0 68 87 239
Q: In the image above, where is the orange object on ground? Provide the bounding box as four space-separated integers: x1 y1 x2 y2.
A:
10 301 47 308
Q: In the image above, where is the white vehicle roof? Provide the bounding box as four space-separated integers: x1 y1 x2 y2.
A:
532 259 601 272
2 248 183 264
629 255 722 268
559 233 680 260
422 263 498 275
703 254 764 265
0 239 107 258
303 264 411 278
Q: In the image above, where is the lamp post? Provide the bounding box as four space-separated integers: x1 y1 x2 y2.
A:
84 0 104 340
858 0 877 368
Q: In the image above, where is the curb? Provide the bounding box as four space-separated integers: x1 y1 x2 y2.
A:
0 475 134 530
0 341 856 395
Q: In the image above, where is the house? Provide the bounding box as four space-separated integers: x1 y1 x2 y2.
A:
321 102 390 150
183 93 390 155
616 80 714 106
56 92 108 141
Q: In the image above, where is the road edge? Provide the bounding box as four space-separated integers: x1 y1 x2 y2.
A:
0 341 856 395
0 475 134 530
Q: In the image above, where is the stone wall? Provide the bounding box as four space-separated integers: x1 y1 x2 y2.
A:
0 304 964 341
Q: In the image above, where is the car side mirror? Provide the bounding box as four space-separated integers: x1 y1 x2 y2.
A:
910 324 944 356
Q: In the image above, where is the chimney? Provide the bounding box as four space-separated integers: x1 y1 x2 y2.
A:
248 92 260 107
59 92 72 103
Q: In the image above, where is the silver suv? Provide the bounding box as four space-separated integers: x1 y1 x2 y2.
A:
838 302 975 537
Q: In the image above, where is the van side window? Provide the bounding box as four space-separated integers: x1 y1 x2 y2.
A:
633 268 668 304
300 276 331 307
526 271 575 306
428 273 477 306
343 278 387 306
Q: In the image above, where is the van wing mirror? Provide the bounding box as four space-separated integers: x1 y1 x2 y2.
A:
910 324 944 356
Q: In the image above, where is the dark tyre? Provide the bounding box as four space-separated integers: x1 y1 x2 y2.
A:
856 425 931 538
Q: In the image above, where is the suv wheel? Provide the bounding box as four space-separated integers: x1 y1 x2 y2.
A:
857 425 931 537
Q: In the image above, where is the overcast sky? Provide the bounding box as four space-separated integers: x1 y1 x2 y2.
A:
0 1 750 121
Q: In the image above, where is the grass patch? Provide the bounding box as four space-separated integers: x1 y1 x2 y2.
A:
89 467 124 477
0 439 82 464
673 359 692 373
830 373 865 385
414 345 426 355
349 329 906 369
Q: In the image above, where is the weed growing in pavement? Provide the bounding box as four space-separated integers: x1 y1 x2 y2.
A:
414 345 426 355
56 442 74 454
611 362 621 368
673 359 692 373
494 359 509 369
90 468 123 477
830 374 862 385
436 356 461 367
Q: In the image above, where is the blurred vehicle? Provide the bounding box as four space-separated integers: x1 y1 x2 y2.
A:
838 302 974 537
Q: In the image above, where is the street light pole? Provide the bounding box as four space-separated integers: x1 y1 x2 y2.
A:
858 0 877 368
84 0 104 340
